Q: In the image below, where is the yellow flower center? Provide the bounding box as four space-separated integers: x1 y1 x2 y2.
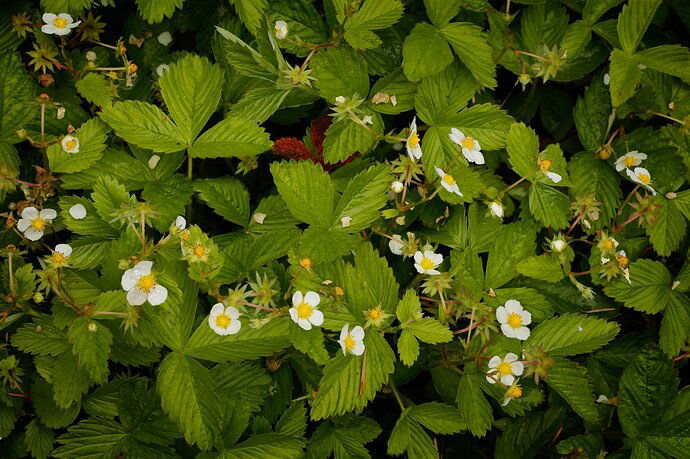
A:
296 302 312 319
52 252 65 264
300 257 312 269
334 286 344 296
420 257 434 270
215 314 231 328
602 239 614 251
507 313 522 329
507 385 522 399
616 255 629 268
638 173 651 184
624 156 636 167
461 137 475 149
193 244 205 257
367 308 382 321
442 174 455 186
31 218 46 230
53 17 68 28
497 362 513 376
344 335 355 351
137 274 155 292
539 159 553 172
65 139 77 150
180 230 189 241
408 132 420 148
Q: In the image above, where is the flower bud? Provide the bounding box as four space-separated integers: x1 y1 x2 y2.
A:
391 180 404 193
550 239 566 253
488 201 504 218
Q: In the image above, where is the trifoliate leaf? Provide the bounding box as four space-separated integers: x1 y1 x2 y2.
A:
0 50 34 143
408 402 466 434
387 411 437 459
67 317 113 384
406 318 452 344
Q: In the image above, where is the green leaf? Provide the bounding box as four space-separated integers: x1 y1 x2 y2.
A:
275 401 307 437
415 61 479 126
268 0 329 57
215 26 277 81
397 329 420 366
58 196 118 237
440 22 497 89
194 178 250 227
406 318 452 344
494 407 567 459
408 402 466 434
525 313 620 357
528 182 571 230
25 418 55 459
609 48 642 107
402 23 453 82
617 0 662 55
75 73 117 107
343 0 404 50
545 358 600 424
208 433 305 458
67 317 113 384
312 47 370 103
323 112 383 163
12 316 69 356
53 418 127 458
230 0 268 35
333 163 390 232
185 317 291 363
517 255 565 282
583 0 625 24
637 45 690 84
0 50 34 143
397 289 422 323
484 222 537 289
573 76 613 151
368 67 417 115
47 118 110 174
230 86 292 123
308 416 381 459
91 175 136 225
135 0 183 23
159 55 224 144
189 117 272 158
100 101 187 153
506 122 540 177
387 411 437 459
31 379 80 429
349 243 400 317
156 353 222 450
647 195 687 257
423 0 461 28
604 259 673 314
659 293 690 357
618 345 678 438
457 374 493 437
271 160 335 226
52 352 94 409
311 331 395 420
559 20 591 59
290 322 330 365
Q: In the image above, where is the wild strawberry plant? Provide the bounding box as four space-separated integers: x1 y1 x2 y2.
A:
1 0 690 457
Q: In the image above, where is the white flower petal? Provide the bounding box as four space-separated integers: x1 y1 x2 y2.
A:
520 310 532 325
226 306 240 319
500 374 515 386
210 303 224 317
41 25 57 34
351 341 365 356
127 287 147 306
42 13 57 23
512 361 524 376
297 318 312 330
501 324 515 337
147 284 168 305
16 219 30 232
24 228 44 241
226 320 241 335
487 374 497 384
496 306 508 324
340 324 349 341
40 209 57 220
21 207 38 219
55 243 72 257
488 356 501 368
69 204 87 219
133 260 153 275
413 251 423 263
351 326 365 340
289 308 298 322
505 352 518 363
121 269 140 291
304 291 320 307
504 300 521 314
514 327 530 341
292 291 303 307
309 309 324 326
157 31 173 46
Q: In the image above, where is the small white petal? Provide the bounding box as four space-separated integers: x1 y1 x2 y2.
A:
351 341 365 356
505 352 518 363
55 243 72 257
304 291 320 307
210 303 224 317
133 260 153 275
40 209 57 220
21 207 39 219
148 155 161 169
297 318 312 330
496 306 508 324
488 356 501 368
309 309 324 326
500 374 515 386
121 269 140 291
157 31 173 46
292 291 303 307
147 284 168 305
127 287 147 306
24 228 44 241
69 204 87 219
16 219 30 232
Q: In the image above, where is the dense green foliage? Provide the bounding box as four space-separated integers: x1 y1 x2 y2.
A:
1 0 690 457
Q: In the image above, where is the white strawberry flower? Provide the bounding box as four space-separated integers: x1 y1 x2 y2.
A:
615 151 647 172
41 13 81 36
156 64 169 77
414 249 443 275
17 207 57 241
52 243 72 265
208 303 241 336
489 201 504 218
289 291 324 330
406 117 422 161
61 135 80 153
389 234 404 255
338 323 365 356
69 203 87 219
626 167 656 195
274 20 288 39
448 128 484 164
496 299 532 341
486 353 524 386
434 166 463 196
121 261 168 306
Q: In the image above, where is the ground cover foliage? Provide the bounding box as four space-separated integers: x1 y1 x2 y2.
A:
1 0 690 457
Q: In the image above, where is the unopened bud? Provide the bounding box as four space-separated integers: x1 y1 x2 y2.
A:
391 181 404 193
